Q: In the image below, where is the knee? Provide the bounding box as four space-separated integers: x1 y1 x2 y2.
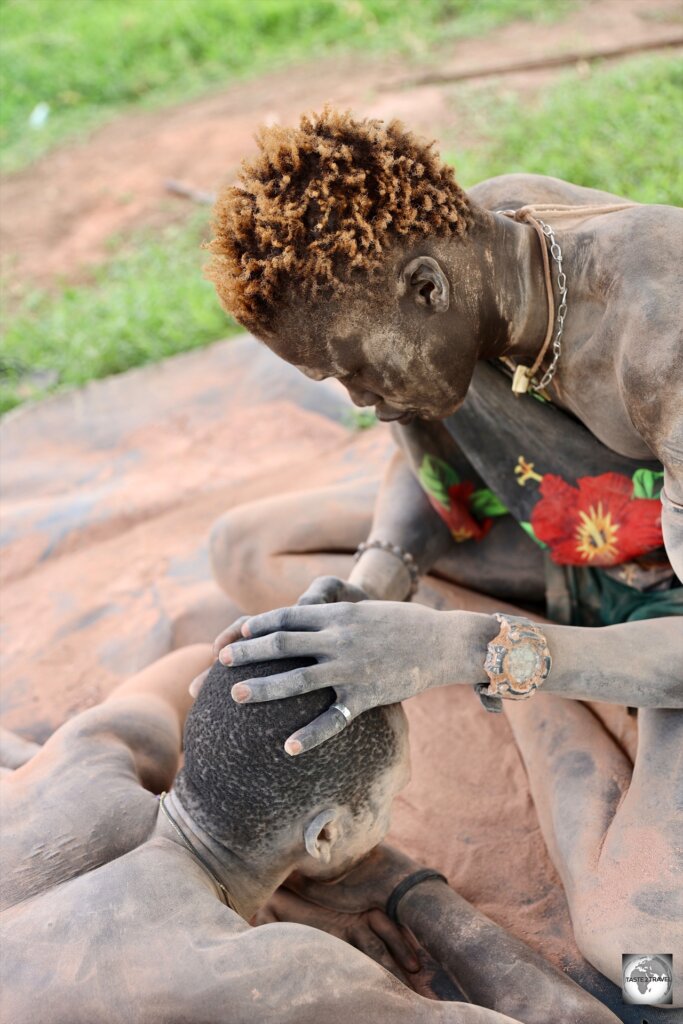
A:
209 505 262 600
209 507 250 591
571 885 673 992
571 915 622 989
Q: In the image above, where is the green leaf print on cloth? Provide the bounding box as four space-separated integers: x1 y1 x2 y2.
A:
631 468 664 500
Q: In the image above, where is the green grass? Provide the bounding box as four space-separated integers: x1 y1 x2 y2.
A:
0 213 236 414
1 53 680 415
449 55 683 206
0 0 570 172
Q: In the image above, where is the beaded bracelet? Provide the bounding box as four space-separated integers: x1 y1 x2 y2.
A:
354 539 420 599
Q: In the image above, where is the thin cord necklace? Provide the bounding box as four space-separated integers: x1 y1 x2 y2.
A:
500 209 568 395
159 792 234 909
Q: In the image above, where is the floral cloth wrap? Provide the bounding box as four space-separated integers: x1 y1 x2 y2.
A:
396 362 682 626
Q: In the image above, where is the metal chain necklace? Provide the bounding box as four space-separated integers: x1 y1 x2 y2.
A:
533 218 568 392
503 211 569 396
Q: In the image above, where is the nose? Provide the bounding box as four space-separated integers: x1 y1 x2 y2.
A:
346 383 380 407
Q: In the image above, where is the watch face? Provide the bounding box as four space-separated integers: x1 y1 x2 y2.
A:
483 616 552 701
505 645 541 688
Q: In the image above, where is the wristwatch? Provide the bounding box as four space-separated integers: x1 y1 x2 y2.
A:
475 613 551 713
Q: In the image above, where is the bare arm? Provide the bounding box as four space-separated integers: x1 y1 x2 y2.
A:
60 644 213 791
398 881 619 1024
222 599 681 754
623 348 683 581
347 448 454 600
210 442 452 669
661 466 683 583
289 847 619 1024
293 447 454 608
191 919 520 1024
542 616 683 706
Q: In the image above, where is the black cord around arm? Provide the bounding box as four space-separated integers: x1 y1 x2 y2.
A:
385 868 448 923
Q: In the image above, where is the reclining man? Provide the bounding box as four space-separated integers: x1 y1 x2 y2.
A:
0 646 618 1024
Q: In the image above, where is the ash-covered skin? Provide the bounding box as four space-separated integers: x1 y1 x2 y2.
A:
271 178 682 471
204 162 682 1019
0 646 625 1023
1 647 442 1024
212 171 683 754
274 226 514 426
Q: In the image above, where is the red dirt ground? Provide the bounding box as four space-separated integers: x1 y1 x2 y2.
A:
1 0 681 294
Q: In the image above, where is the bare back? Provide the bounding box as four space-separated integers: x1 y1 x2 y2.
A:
0 696 507 1024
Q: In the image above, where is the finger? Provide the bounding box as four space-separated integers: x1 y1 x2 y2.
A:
349 926 407 983
213 616 249 656
284 701 359 757
243 604 333 638
367 910 420 973
297 576 340 606
188 667 210 699
219 631 328 667
230 665 330 708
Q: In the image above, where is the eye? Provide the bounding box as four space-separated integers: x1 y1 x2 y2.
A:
337 369 361 387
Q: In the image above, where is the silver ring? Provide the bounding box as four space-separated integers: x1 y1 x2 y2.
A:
331 702 352 727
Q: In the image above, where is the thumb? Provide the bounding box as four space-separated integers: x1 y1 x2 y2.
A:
189 667 210 698
297 576 340 606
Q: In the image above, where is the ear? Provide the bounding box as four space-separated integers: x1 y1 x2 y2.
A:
304 809 340 865
399 256 450 313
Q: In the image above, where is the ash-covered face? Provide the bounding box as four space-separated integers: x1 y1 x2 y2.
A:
270 247 486 424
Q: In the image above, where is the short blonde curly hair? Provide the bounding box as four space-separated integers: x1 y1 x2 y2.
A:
206 107 472 337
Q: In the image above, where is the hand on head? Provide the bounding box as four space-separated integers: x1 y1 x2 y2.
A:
178 659 410 894
205 600 457 755
190 577 368 697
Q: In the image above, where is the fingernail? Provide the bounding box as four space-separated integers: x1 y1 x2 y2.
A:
189 681 198 698
219 647 232 665
241 622 252 638
285 739 302 756
232 684 251 703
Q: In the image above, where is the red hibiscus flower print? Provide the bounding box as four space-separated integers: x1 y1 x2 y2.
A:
531 472 662 566
428 480 493 543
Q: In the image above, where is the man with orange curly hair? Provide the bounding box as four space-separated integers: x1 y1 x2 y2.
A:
204 109 682 1009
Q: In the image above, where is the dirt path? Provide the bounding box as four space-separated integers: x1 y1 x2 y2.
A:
2 0 681 293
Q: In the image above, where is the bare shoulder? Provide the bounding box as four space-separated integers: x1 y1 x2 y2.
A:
183 920 464 1023
59 693 175 746
47 693 180 785
608 208 683 462
467 172 631 210
0 699 167 911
